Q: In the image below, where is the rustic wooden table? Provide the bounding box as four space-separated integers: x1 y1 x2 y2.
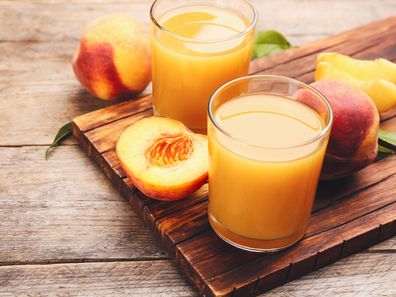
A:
1 0 395 296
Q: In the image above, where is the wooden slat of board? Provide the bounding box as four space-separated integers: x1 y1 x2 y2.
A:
250 15 396 73
256 30 396 79
73 115 396 293
175 155 396 257
84 109 153 154
102 149 126 178
72 16 396 297
100 131 396 230
176 165 396 272
313 155 396 211
73 95 153 133
177 173 396 293
145 184 209 221
204 203 396 297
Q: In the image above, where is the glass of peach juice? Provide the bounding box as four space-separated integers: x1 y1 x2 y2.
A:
208 75 333 252
150 0 257 132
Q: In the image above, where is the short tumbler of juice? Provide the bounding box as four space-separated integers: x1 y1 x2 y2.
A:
208 75 333 252
150 0 257 132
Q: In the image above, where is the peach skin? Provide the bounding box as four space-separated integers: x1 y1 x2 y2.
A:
310 80 379 179
315 61 396 114
72 14 151 101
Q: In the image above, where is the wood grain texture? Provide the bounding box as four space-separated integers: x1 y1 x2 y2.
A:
71 17 396 297
1 1 396 296
1 1 395 145
0 146 165 264
268 251 396 297
0 260 197 297
1 250 394 297
1 0 395 44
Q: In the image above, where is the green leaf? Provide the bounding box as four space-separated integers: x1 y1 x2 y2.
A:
378 145 394 154
252 30 292 59
45 122 73 160
378 129 396 153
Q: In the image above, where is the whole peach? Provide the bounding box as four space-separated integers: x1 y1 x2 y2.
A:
72 14 151 101
311 80 379 179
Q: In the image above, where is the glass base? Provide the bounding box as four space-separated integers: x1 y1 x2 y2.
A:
208 213 305 253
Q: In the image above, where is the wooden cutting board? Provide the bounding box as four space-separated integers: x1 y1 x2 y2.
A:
72 17 396 297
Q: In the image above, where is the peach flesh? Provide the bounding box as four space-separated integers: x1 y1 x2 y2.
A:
116 117 208 200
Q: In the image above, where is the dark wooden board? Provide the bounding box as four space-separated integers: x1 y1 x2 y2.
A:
72 17 396 297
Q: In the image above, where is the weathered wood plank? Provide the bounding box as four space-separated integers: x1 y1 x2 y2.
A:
255 25 396 78
203 203 396 297
1 0 395 44
74 98 396 296
2 1 396 297
0 250 394 297
162 155 396 263
0 146 165 264
267 250 396 296
84 109 153 154
0 41 152 145
0 260 197 297
0 10 391 145
74 95 152 132
177 178 396 295
71 16 396 296
250 15 396 73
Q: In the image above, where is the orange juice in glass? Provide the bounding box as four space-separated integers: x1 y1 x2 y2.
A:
208 75 333 252
150 0 257 132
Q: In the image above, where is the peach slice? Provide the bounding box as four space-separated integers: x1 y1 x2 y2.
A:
317 52 396 83
116 117 208 201
315 62 396 114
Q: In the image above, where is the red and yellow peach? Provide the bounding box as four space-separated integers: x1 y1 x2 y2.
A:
72 14 151 101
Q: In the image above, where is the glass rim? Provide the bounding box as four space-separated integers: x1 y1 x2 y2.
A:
150 0 258 44
208 75 334 150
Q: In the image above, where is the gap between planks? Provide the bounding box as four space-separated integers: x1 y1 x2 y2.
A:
0 246 393 271
0 257 171 268
0 143 77 148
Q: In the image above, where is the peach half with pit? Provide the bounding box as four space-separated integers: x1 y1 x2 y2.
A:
116 117 208 201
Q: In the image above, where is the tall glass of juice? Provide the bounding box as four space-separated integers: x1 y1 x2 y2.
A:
208 75 333 252
150 0 257 132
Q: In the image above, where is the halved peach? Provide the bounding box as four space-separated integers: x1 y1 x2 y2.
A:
116 116 208 201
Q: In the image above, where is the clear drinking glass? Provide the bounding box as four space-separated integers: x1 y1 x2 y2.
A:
207 75 333 252
150 0 257 132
